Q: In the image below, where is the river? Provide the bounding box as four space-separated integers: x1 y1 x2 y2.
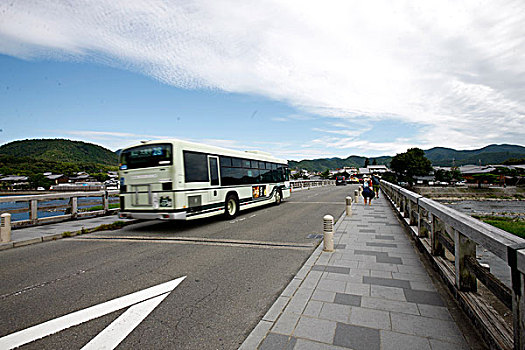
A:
437 199 525 288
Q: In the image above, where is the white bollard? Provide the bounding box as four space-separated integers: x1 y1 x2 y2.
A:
1 213 12 243
354 190 359 203
346 196 353 216
323 215 334 252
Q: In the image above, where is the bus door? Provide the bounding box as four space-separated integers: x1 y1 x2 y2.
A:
208 156 220 201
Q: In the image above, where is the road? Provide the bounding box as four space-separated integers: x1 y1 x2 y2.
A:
0 185 357 349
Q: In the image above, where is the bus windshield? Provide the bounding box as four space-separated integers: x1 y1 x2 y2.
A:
120 144 172 170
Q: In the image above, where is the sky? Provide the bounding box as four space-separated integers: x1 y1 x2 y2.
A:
0 0 524 161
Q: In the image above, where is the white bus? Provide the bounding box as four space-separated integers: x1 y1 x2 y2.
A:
118 139 291 220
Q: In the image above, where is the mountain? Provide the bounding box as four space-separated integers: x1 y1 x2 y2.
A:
424 144 525 166
0 139 118 166
289 144 525 172
289 155 391 172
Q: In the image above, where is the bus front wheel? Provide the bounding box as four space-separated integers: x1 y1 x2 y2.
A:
225 194 239 219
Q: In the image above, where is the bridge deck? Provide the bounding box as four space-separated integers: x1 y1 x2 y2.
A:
243 194 472 350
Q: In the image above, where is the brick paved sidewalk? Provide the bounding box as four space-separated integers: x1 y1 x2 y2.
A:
240 195 469 350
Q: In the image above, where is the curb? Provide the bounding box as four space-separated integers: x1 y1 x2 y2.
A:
239 208 348 349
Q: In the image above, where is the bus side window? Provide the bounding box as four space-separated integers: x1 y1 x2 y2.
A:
183 151 209 182
220 156 232 167
232 158 242 168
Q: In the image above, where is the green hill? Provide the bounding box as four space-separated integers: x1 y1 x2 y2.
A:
424 144 525 166
0 139 118 166
289 155 391 172
289 144 525 172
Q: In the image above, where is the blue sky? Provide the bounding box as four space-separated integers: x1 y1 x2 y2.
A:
1 1 524 160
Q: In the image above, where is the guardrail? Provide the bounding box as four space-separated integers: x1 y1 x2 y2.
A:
380 180 524 350
290 180 335 190
0 191 119 229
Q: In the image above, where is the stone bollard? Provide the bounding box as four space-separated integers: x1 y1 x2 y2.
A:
346 196 353 216
1 213 12 243
354 189 359 203
323 215 334 252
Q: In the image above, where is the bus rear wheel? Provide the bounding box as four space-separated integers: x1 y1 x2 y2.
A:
274 189 282 205
224 194 239 219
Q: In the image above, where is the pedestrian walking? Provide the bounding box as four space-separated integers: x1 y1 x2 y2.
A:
362 177 375 205
372 175 380 198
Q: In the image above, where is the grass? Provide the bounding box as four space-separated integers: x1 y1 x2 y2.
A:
474 215 525 238
86 203 120 212
61 220 130 238
92 221 127 232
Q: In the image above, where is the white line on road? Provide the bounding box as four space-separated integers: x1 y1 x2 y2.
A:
287 201 342 204
74 237 313 250
0 276 186 350
81 292 170 350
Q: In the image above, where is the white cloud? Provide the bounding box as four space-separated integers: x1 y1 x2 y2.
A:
1 0 524 153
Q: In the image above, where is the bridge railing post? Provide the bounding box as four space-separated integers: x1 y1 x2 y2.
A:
1 213 11 243
71 197 78 219
29 199 38 224
507 245 525 350
418 206 429 238
454 229 477 292
103 191 109 213
431 215 444 257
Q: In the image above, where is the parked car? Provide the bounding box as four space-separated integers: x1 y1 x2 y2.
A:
335 176 347 186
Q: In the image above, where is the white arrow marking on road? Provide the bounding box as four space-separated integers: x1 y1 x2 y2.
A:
81 292 169 350
0 276 186 350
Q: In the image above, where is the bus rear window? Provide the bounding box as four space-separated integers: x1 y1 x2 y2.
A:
120 144 172 170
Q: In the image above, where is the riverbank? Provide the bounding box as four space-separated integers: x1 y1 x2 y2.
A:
413 185 525 200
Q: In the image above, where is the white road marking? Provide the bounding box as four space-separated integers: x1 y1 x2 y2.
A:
288 201 342 204
74 237 313 250
81 292 169 350
0 276 186 350
229 217 246 224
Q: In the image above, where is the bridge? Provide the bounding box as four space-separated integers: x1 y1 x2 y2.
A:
0 181 522 349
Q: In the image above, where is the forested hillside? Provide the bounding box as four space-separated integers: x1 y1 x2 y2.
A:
289 144 525 171
0 139 118 176
0 139 118 166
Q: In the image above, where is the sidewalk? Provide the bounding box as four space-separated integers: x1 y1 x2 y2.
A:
241 195 470 350
0 215 136 250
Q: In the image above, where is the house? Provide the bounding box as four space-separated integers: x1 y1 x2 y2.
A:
45 174 68 184
0 175 29 190
367 165 389 174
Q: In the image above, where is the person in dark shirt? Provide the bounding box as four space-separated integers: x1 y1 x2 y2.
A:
362 177 374 205
372 175 380 198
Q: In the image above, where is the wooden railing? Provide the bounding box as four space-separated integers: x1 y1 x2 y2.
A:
290 180 335 190
0 191 120 228
381 180 525 350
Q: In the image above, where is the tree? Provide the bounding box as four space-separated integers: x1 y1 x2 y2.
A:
503 158 525 165
372 159 377 165
28 174 53 190
389 148 432 185
364 158 370 167
434 169 453 182
472 173 498 188
320 169 330 179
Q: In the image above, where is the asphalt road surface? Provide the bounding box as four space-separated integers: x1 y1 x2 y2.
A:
0 185 357 349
